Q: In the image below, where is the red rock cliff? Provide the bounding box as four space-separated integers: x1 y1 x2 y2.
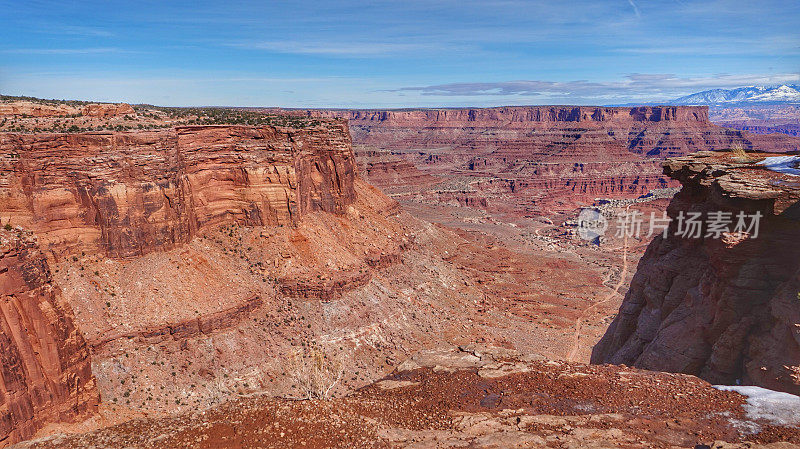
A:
592 152 800 394
0 123 356 258
0 230 98 446
312 105 710 126
303 105 800 214
310 105 800 156
0 101 135 118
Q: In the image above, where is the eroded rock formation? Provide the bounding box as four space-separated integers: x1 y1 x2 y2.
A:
79 103 135 118
0 230 98 446
592 151 800 394
0 123 355 258
0 101 135 118
305 106 800 214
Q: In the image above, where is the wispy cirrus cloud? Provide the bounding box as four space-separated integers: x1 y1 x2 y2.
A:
627 0 641 18
228 40 458 57
2 47 129 55
395 73 800 100
58 25 115 38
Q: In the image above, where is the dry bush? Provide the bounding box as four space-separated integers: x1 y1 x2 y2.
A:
729 143 755 162
286 344 345 400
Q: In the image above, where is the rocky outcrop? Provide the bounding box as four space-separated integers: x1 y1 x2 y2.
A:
79 103 135 118
0 102 79 118
0 230 98 446
592 151 800 394
0 101 135 118
14 346 799 449
90 295 264 354
0 123 356 258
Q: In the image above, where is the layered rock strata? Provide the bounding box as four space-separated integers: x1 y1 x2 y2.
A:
592 151 800 394
305 106 800 214
0 230 98 446
0 101 135 118
0 123 355 258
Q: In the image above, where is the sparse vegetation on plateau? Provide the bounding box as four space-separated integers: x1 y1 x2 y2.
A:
1 94 327 133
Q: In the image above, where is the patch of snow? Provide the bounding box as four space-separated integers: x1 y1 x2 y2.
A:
749 85 800 102
714 385 800 426
756 155 800 176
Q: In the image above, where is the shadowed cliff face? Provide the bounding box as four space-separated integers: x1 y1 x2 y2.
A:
0 230 98 446
0 123 355 258
592 152 800 394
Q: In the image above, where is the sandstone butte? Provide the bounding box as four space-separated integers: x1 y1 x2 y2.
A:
0 101 135 118
0 120 356 445
593 151 800 395
303 105 800 214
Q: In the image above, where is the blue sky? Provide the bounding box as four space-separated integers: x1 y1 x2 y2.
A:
1 0 798 107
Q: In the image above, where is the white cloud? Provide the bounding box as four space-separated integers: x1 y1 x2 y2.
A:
395 73 800 102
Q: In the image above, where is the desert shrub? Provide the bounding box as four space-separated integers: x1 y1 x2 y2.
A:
285 344 345 400
729 143 756 163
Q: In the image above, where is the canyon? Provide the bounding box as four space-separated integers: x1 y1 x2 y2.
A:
710 105 800 137
303 106 800 218
0 109 626 445
0 99 799 447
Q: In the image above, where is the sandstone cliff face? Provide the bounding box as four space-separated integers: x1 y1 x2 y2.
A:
313 106 800 159
79 103 135 118
0 102 80 118
0 123 355 258
592 152 800 394
0 101 135 118
306 105 800 215
0 230 98 446
312 105 710 126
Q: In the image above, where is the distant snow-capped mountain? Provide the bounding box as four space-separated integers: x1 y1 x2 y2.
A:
671 85 800 105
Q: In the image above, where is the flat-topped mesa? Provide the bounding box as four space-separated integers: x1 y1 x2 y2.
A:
301 105 800 215
305 105 800 161
0 101 135 118
310 105 710 127
593 151 800 394
0 122 356 259
0 230 98 446
307 105 800 157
